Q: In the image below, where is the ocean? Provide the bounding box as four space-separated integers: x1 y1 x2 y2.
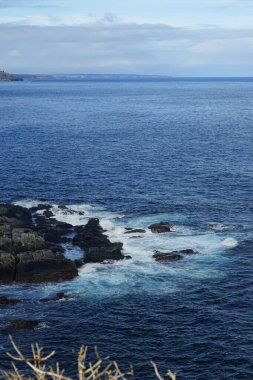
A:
0 79 252 379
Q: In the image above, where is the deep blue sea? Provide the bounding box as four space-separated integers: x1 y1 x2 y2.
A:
0 79 252 379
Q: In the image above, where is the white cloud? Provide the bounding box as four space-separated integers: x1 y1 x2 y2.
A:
0 21 253 75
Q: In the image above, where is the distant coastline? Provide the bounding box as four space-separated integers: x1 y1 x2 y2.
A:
0 70 23 82
1 72 253 82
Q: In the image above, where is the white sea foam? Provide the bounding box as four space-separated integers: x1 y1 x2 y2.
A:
222 237 238 248
12 201 237 297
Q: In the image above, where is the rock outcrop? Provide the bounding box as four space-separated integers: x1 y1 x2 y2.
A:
0 251 16 283
73 218 126 263
15 250 77 283
0 203 78 284
153 249 198 262
0 203 128 283
148 222 172 233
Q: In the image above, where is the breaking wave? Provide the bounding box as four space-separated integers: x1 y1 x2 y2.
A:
13 200 240 298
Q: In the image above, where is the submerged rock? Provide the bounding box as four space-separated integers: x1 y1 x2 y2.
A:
148 222 172 233
40 292 71 303
153 248 198 263
0 295 20 306
179 249 197 255
6 320 39 331
124 228 146 234
153 251 182 262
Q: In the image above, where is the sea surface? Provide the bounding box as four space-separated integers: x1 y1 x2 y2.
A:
0 79 252 379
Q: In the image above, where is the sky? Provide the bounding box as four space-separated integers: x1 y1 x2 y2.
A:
0 0 253 75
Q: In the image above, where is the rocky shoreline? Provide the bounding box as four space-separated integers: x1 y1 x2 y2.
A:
0 203 131 284
0 202 198 285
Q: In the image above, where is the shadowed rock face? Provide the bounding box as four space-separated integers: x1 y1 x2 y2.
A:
0 226 47 254
0 251 16 283
73 218 126 263
0 203 78 284
15 250 78 283
148 222 172 233
0 204 32 227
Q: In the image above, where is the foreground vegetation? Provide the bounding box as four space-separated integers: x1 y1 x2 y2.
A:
2 337 176 380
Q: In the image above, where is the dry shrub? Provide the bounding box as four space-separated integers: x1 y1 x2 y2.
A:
1 336 176 380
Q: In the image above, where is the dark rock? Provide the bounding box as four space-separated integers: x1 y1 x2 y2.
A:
0 216 27 228
29 204 52 213
12 228 46 253
58 207 75 215
56 292 67 300
0 296 20 306
0 225 12 252
180 249 197 255
6 320 38 331
0 203 80 284
15 250 78 283
49 244 66 254
0 204 32 227
84 244 124 263
0 225 46 254
43 210 54 218
153 248 198 262
73 218 125 263
124 228 146 234
148 222 172 233
0 251 16 283
35 218 73 248
40 292 71 303
74 218 104 235
153 250 183 262
74 259 84 268
58 205 68 210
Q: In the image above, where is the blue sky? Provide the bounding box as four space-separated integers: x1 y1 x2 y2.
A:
0 0 253 75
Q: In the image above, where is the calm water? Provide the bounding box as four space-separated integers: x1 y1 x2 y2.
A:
0 79 252 379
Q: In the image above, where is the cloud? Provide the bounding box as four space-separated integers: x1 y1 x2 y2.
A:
0 0 65 8
0 20 253 75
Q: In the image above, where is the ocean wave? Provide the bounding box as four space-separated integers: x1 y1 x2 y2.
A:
10 200 240 297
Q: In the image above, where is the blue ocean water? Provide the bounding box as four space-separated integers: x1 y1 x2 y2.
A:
0 79 252 379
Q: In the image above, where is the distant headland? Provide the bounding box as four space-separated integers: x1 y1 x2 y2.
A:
1 72 172 82
0 70 23 82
